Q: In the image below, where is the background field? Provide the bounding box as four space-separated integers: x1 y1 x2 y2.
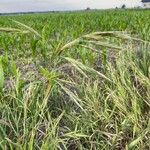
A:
0 9 150 149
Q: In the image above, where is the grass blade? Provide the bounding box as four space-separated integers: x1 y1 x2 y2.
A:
0 57 4 90
58 82 84 111
64 57 111 82
0 27 28 33
12 19 41 38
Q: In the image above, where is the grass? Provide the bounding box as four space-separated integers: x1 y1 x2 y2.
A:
0 9 150 149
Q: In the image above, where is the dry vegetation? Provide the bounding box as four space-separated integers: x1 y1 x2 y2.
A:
0 9 150 149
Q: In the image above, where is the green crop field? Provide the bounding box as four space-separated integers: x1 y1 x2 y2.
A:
0 9 150 149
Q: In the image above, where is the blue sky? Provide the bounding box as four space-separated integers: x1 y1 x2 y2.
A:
0 0 141 13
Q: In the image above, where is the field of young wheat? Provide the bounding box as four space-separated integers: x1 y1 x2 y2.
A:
0 9 150 149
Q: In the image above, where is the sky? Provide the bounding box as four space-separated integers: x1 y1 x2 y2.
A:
0 0 142 13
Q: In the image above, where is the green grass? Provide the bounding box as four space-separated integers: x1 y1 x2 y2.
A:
0 9 150 149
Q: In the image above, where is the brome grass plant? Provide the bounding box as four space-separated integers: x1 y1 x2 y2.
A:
0 9 150 150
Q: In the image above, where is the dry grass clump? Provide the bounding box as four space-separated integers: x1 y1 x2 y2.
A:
0 10 150 149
